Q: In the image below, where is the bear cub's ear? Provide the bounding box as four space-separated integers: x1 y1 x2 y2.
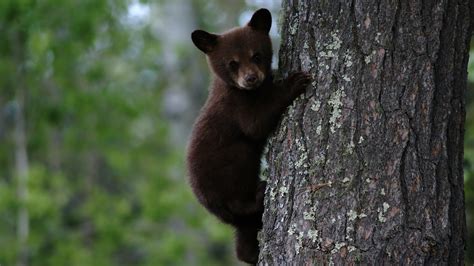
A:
247 8 272 34
191 30 218 54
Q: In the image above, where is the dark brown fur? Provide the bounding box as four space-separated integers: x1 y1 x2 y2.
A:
186 9 310 264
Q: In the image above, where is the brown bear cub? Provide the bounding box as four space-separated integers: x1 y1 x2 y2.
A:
186 8 310 264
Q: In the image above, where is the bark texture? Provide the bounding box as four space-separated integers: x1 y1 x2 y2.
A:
259 0 472 264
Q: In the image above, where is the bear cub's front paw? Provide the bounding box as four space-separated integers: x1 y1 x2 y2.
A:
286 72 312 96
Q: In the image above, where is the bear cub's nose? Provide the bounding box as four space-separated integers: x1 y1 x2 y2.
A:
245 74 258 84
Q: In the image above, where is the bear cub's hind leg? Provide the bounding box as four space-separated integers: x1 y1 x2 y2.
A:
234 181 266 265
236 225 260 265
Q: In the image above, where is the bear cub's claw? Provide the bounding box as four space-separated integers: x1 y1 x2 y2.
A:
287 72 312 95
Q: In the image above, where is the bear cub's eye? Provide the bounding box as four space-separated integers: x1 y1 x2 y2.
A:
251 53 261 64
229 60 239 70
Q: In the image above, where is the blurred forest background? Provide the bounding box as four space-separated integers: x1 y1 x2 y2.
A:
0 0 472 265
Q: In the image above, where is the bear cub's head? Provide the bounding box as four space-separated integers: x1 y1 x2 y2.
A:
192 9 273 90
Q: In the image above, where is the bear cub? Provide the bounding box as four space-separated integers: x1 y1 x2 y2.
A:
186 8 311 264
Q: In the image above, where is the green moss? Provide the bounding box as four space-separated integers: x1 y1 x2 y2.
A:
316 124 322 135
289 17 299 35
318 32 342 59
328 32 342 50
295 138 309 175
303 208 316 221
344 53 353 67
347 210 367 221
364 50 376 64
331 242 347 254
311 99 321 112
307 229 319 245
269 188 277 201
279 185 289 195
303 41 309 49
295 231 304 254
328 87 346 133
347 210 358 221
288 223 297 236
344 139 355 155
377 203 390 223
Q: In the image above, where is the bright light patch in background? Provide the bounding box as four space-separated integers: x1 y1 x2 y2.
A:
239 11 279 37
240 0 281 37
246 0 281 9
124 0 150 26
239 11 253 27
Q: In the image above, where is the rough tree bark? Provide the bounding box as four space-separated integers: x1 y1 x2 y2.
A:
259 0 472 264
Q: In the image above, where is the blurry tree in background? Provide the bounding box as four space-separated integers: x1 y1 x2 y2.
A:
0 0 472 265
464 39 474 264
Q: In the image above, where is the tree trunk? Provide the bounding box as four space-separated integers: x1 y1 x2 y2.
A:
259 0 472 264
14 89 29 266
11 30 30 266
